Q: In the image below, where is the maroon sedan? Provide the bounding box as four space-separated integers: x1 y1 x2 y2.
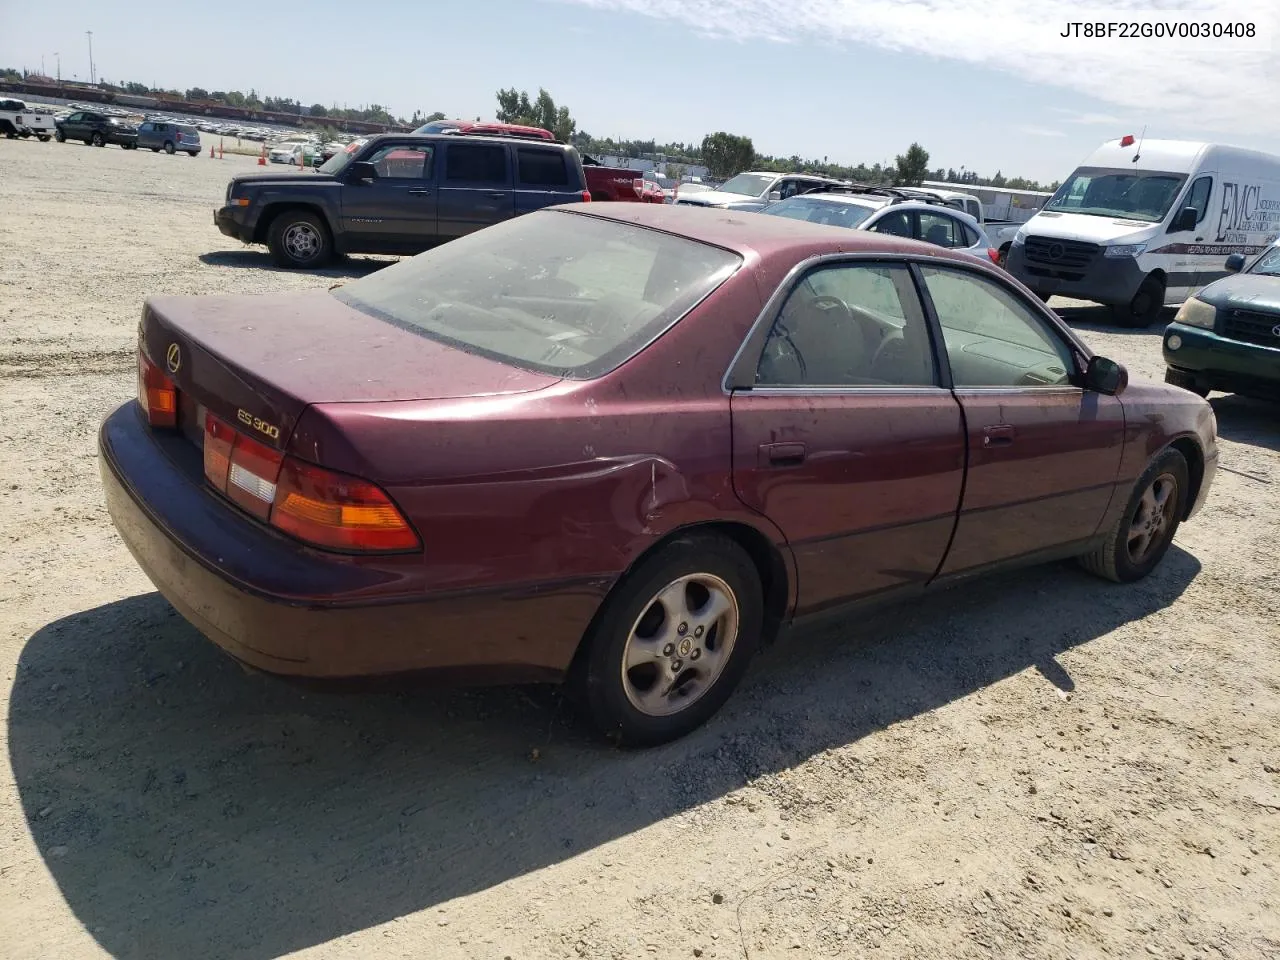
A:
100 204 1218 745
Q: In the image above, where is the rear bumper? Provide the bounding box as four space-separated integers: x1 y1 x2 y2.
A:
1006 246 1146 306
1164 323 1280 398
99 402 600 681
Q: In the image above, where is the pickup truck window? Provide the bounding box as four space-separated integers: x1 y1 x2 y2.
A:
368 144 433 179
517 148 569 186
445 144 507 184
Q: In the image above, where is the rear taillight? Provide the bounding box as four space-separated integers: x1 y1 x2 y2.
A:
202 411 418 552
137 349 177 427
580 190 591 202
987 248 1001 264
633 178 644 198
272 457 420 553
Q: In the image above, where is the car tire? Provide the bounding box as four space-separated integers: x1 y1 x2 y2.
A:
150 146 160 152
91 132 104 147
164 141 175 155
573 533 764 747
37 134 51 142
1113 275 1165 327
54 129 65 142
3 131 14 140
266 211 333 269
187 151 199 157
1078 448 1189 584
1164 367 1209 398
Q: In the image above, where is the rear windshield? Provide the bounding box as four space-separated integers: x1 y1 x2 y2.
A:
333 211 741 378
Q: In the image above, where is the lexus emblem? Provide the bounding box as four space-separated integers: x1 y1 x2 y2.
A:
1272 324 1280 339
1047 242 1065 260
165 342 181 374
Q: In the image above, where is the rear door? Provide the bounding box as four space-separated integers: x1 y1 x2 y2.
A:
729 258 966 615
513 146 579 215
916 263 1126 576
339 141 438 254
438 142 515 242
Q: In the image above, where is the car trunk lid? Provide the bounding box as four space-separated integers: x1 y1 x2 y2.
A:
141 290 561 451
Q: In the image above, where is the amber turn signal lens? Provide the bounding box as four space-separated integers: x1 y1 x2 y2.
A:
270 456 420 553
137 348 177 428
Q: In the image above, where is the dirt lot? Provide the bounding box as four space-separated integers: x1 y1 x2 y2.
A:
1 138 1278 960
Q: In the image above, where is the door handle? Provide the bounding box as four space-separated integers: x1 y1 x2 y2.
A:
759 442 806 467
407 188 432 196
982 425 1015 447
488 192 506 200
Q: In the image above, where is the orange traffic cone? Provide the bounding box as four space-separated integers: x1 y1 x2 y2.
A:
218 140 224 160
257 143 266 166
209 144 215 158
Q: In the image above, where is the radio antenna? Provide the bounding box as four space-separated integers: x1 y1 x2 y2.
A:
1132 125 1146 163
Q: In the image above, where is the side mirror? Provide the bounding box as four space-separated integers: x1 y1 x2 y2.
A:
768 190 782 202
1084 355 1128 396
1224 253 1246 273
1172 206 1198 232
347 160 377 181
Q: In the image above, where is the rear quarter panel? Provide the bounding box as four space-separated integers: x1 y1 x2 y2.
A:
287 261 790 599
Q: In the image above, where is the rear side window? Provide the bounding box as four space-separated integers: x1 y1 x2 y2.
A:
517 148 569 186
917 212 962 248
445 144 507 183
869 210 912 237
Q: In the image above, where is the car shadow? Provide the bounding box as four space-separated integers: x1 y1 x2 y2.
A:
1210 394 1280 452
1053 302 1177 336
198 250 397 278
9 549 1201 959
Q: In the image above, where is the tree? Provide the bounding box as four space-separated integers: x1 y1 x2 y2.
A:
309 103 327 118
665 163 685 180
426 111 446 122
495 87 533 123
892 143 930 186
186 87 210 101
495 87 576 139
990 169 1007 188
700 131 754 179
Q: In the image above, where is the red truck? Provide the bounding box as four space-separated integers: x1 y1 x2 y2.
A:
413 119 661 203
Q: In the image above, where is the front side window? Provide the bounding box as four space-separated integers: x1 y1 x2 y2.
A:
917 213 962 248
868 210 912 238
1180 176 1213 225
445 144 507 183
755 262 936 387
1045 167 1188 223
920 266 1074 388
1248 243 1280 276
367 144 432 179
333 211 740 379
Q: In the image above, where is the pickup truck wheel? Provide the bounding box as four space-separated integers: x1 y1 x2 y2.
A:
1112 276 1165 327
267 212 332 269
54 129 65 142
91 132 105 147
164 141 175 155
572 534 763 747
1078 448 1188 583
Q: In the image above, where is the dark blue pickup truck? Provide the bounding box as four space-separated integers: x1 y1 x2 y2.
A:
214 133 590 268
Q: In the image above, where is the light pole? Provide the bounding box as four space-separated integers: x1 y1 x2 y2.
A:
85 31 95 86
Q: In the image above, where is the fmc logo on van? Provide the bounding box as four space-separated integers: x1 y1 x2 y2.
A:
1215 182 1280 242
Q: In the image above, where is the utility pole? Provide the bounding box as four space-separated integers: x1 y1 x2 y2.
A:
55 53 60 82
85 31 95 86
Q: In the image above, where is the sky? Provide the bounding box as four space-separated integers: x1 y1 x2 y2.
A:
1 0 1277 184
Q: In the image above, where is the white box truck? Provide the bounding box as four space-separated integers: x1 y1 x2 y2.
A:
1006 138 1280 325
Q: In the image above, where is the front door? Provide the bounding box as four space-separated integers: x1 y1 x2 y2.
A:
1161 173 1217 299
339 142 438 255
437 142 515 243
730 259 966 615
915 263 1126 576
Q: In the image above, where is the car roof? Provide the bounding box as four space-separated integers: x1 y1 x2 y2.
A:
554 203 993 267
361 132 574 150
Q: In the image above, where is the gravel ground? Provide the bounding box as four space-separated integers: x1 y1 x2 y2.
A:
1 137 1278 960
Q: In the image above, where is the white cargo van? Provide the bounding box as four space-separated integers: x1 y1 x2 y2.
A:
1006 138 1280 325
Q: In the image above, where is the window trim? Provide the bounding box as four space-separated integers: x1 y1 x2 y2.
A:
723 252 1093 395
909 260 1086 391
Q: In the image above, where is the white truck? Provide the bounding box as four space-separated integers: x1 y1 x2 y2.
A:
0 98 56 141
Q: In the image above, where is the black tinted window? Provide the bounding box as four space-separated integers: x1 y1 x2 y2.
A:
1184 176 1212 223
870 210 912 237
517 148 569 186
446 144 507 183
